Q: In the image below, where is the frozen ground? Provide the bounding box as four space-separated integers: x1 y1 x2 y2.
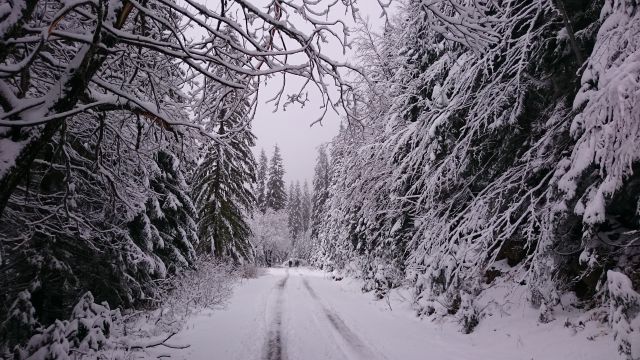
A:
159 267 616 360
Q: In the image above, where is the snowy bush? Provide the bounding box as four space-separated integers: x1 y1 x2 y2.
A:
1 291 38 349
458 292 480 334
239 263 262 279
18 320 71 360
11 292 119 360
362 258 405 300
5 257 238 359
608 271 640 360
159 255 236 324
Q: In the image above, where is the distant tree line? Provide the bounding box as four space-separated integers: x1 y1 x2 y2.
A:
251 144 315 266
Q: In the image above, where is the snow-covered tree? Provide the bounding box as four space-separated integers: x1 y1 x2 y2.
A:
608 271 640 360
301 181 312 233
0 107 196 344
192 83 257 261
312 0 640 336
287 181 304 240
311 146 331 239
249 210 292 267
190 26 258 262
287 182 295 218
256 149 269 213
128 150 199 275
266 145 287 212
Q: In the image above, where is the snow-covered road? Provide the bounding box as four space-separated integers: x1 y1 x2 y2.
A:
163 268 616 360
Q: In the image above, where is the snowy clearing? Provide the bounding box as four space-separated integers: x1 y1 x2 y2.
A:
158 268 616 360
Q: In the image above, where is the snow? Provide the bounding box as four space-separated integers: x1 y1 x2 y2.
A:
560 0 640 224
159 268 617 360
607 270 640 359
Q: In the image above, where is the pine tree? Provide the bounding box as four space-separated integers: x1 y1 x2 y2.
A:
129 150 199 275
287 181 304 240
192 27 257 262
265 145 287 211
311 146 331 239
287 182 296 217
192 103 256 261
287 182 295 238
301 181 312 232
256 149 269 213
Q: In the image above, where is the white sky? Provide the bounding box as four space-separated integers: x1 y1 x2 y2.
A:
252 80 342 186
251 2 388 185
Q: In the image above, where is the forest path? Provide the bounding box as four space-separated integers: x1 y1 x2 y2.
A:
160 268 613 360
160 268 441 360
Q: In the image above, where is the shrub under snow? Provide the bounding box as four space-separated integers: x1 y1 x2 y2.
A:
5 257 237 360
608 271 640 360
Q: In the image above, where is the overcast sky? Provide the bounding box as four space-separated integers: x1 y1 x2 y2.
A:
252 85 341 186
251 2 388 185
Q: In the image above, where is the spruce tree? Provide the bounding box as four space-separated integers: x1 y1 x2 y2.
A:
192 28 257 262
256 149 269 213
129 150 199 275
265 145 287 211
192 99 257 261
287 182 296 216
301 181 312 232
287 181 304 240
311 146 331 239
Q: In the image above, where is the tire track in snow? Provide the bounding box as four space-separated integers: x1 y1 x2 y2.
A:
264 272 289 360
302 278 382 360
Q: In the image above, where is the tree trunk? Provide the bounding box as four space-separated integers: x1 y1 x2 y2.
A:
556 0 583 64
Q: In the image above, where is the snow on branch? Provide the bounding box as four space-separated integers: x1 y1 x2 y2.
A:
558 0 640 225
